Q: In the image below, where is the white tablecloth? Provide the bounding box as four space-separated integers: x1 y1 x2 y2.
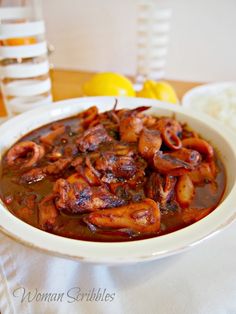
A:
1 221 236 314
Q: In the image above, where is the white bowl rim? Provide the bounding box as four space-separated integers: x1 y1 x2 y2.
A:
0 96 236 265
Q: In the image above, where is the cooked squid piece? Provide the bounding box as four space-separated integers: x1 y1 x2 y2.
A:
168 148 201 166
6 141 45 168
188 161 216 184
142 115 157 128
53 178 125 213
85 156 101 177
119 107 150 142
155 118 182 150
20 157 73 184
95 152 141 181
75 164 101 186
67 172 88 185
182 138 214 161
138 128 162 160
119 115 143 142
43 157 72 175
176 174 195 207
109 143 135 157
76 124 113 152
146 173 176 207
153 151 193 176
84 198 161 235
77 106 98 127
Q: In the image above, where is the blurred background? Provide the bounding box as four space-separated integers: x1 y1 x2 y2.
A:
42 0 236 82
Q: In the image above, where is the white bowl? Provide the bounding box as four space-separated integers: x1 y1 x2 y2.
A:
182 81 236 106
0 96 236 265
182 81 236 133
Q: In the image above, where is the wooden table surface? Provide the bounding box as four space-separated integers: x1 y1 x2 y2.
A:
0 69 201 117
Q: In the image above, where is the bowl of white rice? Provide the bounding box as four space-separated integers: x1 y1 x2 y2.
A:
182 82 236 133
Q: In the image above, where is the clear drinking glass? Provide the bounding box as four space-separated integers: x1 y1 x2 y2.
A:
136 0 172 88
0 0 52 116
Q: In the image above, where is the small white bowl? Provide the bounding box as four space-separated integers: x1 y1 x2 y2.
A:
182 81 236 106
182 82 236 133
0 96 236 265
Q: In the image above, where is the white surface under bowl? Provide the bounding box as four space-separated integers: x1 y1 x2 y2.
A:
0 96 236 265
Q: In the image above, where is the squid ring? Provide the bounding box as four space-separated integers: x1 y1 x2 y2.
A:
6 141 45 168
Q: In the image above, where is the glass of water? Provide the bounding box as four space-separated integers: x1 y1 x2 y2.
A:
136 1 172 88
0 0 52 116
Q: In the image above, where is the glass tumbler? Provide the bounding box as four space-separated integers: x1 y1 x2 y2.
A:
0 0 52 116
136 0 172 88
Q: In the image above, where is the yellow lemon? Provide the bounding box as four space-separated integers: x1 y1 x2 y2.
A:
136 80 157 99
83 72 135 97
137 80 179 104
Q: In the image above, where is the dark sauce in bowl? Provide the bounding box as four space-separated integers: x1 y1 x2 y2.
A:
0 106 226 242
